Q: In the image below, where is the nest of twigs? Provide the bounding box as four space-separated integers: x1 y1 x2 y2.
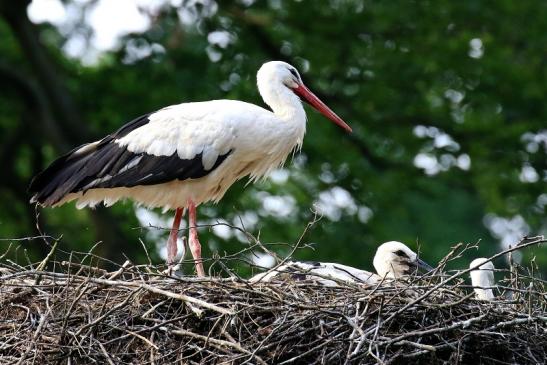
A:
0 236 546 364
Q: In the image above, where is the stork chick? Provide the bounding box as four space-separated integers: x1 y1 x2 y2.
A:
469 258 496 300
249 241 433 286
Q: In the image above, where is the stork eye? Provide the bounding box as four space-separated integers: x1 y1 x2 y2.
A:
394 250 408 258
303 260 321 267
289 68 299 78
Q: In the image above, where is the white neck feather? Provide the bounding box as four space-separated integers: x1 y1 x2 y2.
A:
257 71 307 125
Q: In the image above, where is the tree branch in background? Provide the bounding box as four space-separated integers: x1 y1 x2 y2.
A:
0 0 88 143
0 1 132 263
0 61 68 150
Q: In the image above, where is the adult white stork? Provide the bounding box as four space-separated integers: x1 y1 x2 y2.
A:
249 241 433 286
28 61 352 276
469 258 496 300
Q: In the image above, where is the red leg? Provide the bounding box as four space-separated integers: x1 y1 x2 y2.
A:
167 207 184 266
188 199 205 276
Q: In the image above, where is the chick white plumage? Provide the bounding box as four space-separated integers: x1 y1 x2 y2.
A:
469 258 496 300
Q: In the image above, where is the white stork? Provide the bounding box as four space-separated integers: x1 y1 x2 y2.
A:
249 241 433 286
28 61 352 276
469 258 496 300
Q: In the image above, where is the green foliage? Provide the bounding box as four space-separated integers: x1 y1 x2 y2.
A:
0 0 545 275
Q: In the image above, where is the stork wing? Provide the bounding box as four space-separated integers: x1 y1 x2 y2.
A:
29 103 236 206
301 262 379 285
249 261 378 286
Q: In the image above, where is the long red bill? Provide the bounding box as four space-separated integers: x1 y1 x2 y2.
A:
292 83 352 133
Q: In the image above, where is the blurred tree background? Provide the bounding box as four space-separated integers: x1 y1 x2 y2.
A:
0 0 545 276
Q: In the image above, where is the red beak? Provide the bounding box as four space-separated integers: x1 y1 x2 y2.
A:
292 83 352 133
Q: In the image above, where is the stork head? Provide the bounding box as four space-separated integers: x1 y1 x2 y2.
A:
469 258 495 271
469 258 496 300
257 61 352 133
373 241 433 279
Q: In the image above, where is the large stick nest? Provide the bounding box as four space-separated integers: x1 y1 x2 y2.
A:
0 236 546 364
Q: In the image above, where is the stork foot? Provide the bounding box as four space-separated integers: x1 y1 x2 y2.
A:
162 237 188 277
188 199 206 276
165 207 185 273
189 232 205 276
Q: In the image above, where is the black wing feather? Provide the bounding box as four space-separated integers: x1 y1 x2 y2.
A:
87 147 231 189
29 112 232 206
29 113 151 195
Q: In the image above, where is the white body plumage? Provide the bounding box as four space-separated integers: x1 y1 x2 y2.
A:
31 61 351 211
58 98 306 210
